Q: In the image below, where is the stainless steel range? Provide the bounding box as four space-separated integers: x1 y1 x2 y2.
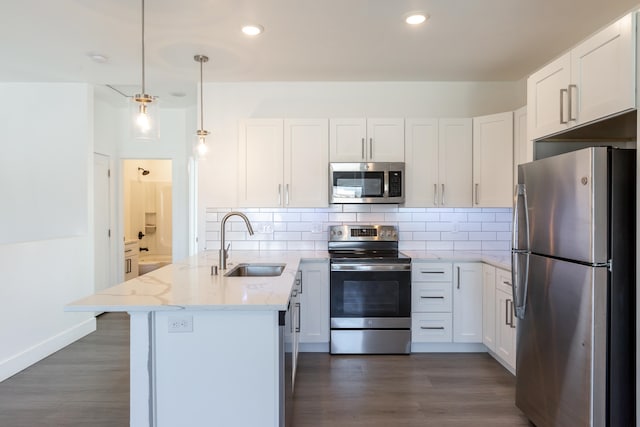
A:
328 225 411 354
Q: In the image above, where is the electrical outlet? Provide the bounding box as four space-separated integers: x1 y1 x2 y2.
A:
168 315 193 333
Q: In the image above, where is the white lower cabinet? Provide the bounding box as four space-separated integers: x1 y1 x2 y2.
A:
452 263 483 343
412 313 453 342
412 261 483 350
298 259 330 346
482 264 517 373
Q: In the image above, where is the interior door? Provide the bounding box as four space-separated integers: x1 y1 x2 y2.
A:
93 153 111 292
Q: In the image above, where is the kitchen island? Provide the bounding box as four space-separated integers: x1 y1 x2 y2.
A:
67 251 308 427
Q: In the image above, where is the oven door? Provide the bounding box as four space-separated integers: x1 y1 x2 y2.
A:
330 263 411 324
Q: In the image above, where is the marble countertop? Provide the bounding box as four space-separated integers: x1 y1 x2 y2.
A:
66 251 327 313
403 250 511 271
67 249 510 313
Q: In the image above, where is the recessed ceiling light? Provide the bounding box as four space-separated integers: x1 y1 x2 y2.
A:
87 53 109 63
242 24 264 36
405 13 428 25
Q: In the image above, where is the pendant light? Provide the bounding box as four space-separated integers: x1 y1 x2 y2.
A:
194 54 209 156
131 0 159 140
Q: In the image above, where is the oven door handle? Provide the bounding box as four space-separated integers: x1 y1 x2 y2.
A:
331 263 411 272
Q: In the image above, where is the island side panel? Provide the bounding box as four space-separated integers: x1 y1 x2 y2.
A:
129 311 155 427
153 310 280 427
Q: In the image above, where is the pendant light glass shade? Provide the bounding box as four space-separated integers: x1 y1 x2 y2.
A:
131 0 159 140
194 54 209 157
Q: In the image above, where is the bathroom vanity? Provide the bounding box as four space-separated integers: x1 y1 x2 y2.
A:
67 251 302 427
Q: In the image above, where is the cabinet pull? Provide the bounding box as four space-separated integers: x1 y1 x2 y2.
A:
441 183 445 206
285 184 290 206
510 300 516 329
505 299 511 326
298 273 303 294
278 184 282 205
433 184 437 206
125 258 131 274
369 138 373 159
361 138 365 160
560 88 568 124
474 183 479 205
295 302 301 333
456 266 461 289
420 270 445 274
421 326 445 330
125 249 133 253
421 296 445 299
502 280 512 286
568 84 577 121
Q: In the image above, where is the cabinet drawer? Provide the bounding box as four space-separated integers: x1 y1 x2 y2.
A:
412 262 452 282
496 268 512 294
412 282 452 312
411 313 452 343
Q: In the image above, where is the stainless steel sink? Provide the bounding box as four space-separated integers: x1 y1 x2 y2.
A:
224 263 286 277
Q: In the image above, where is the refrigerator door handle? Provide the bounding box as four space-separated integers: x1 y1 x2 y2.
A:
512 183 530 251
511 251 529 320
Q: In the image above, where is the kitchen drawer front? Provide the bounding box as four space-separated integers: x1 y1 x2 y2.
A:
495 268 512 294
412 282 452 312
411 313 453 343
412 262 452 282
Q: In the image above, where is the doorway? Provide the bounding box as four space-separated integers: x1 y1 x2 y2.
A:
123 159 173 277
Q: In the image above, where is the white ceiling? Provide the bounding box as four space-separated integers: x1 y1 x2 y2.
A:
1 0 638 106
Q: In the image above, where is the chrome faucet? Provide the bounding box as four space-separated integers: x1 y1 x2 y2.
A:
219 211 255 270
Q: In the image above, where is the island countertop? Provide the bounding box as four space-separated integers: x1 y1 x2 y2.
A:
66 251 327 313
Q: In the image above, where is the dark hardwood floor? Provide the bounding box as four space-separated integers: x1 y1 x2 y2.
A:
0 313 528 426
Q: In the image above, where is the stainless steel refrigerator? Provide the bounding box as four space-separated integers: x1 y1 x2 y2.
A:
512 147 636 427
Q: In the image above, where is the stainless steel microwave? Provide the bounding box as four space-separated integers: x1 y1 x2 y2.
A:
330 162 405 204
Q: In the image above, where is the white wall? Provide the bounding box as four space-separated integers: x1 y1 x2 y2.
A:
197 81 524 249
0 83 96 381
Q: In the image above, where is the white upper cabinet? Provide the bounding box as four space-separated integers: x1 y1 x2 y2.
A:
512 106 529 186
330 118 404 162
405 118 472 207
528 12 636 141
239 119 329 208
238 119 284 207
472 111 514 207
284 119 329 208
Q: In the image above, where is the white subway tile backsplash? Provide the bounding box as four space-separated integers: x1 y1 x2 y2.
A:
468 231 497 241
328 213 357 222
384 212 412 222
427 241 454 251
204 206 512 253
356 213 386 222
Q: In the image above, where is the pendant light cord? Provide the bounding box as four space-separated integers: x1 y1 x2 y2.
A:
141 0 146 94
199 59 204 129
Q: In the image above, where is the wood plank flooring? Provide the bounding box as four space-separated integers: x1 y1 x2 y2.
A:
0 313 529 426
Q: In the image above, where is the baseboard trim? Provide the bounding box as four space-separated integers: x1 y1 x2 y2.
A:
0 317 97 382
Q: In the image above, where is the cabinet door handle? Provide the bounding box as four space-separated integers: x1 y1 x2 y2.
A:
433 184 438 206
503 280 512 286
568 84 577 121
510 300 516 329
505 299 511 326
298 273 303 294
295 302 301 333
369 138 373 160
560 88 568 124
420 270 445 274
456 266 461 289
441 184 445 206
285 184 290 206
278 184 282 205
361 138 365 160
421 326 445 330
421 296 445 299
474 183 479 205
